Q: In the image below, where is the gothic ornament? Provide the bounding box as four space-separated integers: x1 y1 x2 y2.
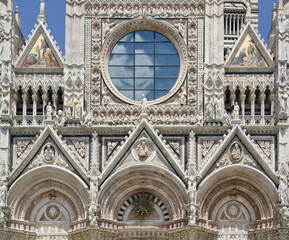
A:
42 144 56 163
229 142 243 163
46 205 60 220
132 137 156 162
133 193 153 217
225 202 241 219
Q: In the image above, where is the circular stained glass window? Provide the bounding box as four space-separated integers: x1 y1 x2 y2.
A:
108 30 180 101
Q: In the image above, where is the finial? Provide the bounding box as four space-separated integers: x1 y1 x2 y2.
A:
37 0 46 23
15 6 20 27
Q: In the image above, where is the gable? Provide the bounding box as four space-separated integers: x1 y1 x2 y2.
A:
113 130 177 174
21 33 60 68
225 24 274 73
230 34 268 67
9 126 89 186
15 23 63 73
198 125 278 185
100 119 186 185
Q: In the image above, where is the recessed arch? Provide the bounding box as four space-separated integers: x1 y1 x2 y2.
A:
198 165 278 229
99 164 187 223
8 166 89 221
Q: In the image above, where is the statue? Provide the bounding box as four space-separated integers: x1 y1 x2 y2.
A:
280 206 289 220
74 101 82 119
88 204 101 226
81 111 93 126
215 97 223 119
1 98 8 115
232 102 240 120
230 143 242 162
280 92 288 114
102 92 109 106
205 97 214 119
140 94 148 114
187 176 196 204
0 181 7 206
43 144 55 163
40 0 45 17
45 102 53 120
278 176 288 204
137 141 150 158
55 110 66 126
179 90 186 105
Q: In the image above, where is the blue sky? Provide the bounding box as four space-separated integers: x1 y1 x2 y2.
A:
14 0 278 56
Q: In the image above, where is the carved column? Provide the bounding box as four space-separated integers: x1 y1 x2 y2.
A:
42 91 48 121
250 92 255 125
237 15 240 34
260 92 265 125
225 15 228 34
12 93 18 118
233 15 236 34
240 92 246 124
230 89 236 107
188 131 196 166
52 91 58 113
32 91 38 125
270 93 275 116
229 14 232 34
22 92 27 125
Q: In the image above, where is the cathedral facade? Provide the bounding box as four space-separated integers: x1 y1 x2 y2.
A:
0 0 289 239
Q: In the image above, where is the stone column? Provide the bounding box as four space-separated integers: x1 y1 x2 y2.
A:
32 91 38 125
270 93 275 116
233 15 236 34
250 92 255 125
240 92 246 124
237 15 240 34
42 91 48 122
52 91 58 113
230 89 236 108
229 14 232 34
260 92 265 125
22 92 27 125
225 15 228 34
12 93 18 118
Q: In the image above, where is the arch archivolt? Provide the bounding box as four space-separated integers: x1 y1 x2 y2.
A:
197 166 277 229
8 166 89 224
99 165 187 222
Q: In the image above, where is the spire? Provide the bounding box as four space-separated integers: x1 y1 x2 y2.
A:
272 3 277 23
37 0 46 23
278 0 284 9
7 0 13 12
15 6 20 27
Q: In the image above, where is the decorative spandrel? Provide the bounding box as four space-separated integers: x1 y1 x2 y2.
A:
21 34 59 68
231 34 268 67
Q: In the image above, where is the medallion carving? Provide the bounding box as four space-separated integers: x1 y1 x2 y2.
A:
229 142 243 163
225 202 241 219
46 205 60 221
133 193 153 217
132 137 156 162
43 144 56 163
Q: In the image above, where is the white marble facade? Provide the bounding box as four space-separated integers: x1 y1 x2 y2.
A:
0 0 288 239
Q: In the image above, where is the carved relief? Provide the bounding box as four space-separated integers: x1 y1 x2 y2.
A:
132 137 156 162
16 140 32 158
229 142 243 163
43 144 56 163
202 140 215 158
46 205 60 220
